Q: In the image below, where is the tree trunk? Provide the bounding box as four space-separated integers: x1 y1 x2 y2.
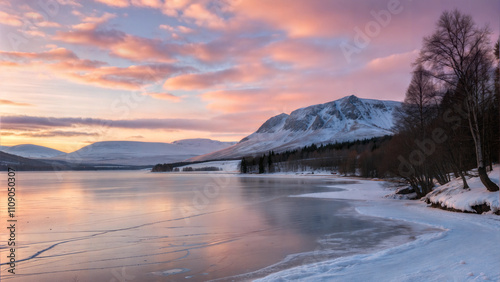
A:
466 94 499 192
458 170 469 189
478 166 499 192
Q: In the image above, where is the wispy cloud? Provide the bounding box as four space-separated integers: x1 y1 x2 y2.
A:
164 63 274 90
0 99 32 106
0 115 259 133
0 48 191 90
142 92 182 102
54 25 180 63
2 130 100 138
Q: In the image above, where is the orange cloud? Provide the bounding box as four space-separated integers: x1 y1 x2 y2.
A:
0 99 32 107
0 60 20 67
0 10 22 26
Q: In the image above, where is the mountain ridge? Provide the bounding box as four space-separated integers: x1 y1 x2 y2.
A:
1 139 236 166
188 95 401 162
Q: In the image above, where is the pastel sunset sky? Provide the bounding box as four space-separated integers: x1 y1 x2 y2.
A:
0 0 498 152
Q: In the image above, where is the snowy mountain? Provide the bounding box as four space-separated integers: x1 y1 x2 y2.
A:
0 144 66 158
55 139 236 165
189 95 400 161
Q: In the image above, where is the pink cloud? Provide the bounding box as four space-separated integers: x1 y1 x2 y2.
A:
262 39 344 69
57 0 82 7
24 11 61 28
59 64 188 90
365 50 419 73
0 0 11 7
54 26 178 63
159 24 175 31
143 92 182 102
187 35 272 63
1 48 79 61
92 0 190 15
0 48 189 91
164 63 273 90
130 0 163 8
229 0 356 38
94 0 129 8
178 25 194 33
73 12 116 30
201 88 312 114
183 2 225 28
22 29 46 38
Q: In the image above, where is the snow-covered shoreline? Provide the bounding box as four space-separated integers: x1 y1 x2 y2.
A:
424 167 499 214
256 171 500 281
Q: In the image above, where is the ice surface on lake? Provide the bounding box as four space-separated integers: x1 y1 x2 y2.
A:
0 171 431 281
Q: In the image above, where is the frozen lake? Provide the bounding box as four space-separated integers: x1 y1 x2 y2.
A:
1 171 428 281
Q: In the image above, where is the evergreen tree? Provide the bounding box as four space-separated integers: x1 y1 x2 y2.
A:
240 157 247 174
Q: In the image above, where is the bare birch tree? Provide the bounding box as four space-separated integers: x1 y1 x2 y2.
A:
417 10 499 192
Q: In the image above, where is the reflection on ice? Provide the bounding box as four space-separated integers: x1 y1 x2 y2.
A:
0 171 430 282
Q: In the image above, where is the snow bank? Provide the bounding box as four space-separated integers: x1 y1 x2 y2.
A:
177 160 241 173
424 166 500 214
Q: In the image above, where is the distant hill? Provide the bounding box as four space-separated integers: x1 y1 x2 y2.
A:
0 144 65 158
54 139 237 166
188 95 400 161
0 151 55 170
